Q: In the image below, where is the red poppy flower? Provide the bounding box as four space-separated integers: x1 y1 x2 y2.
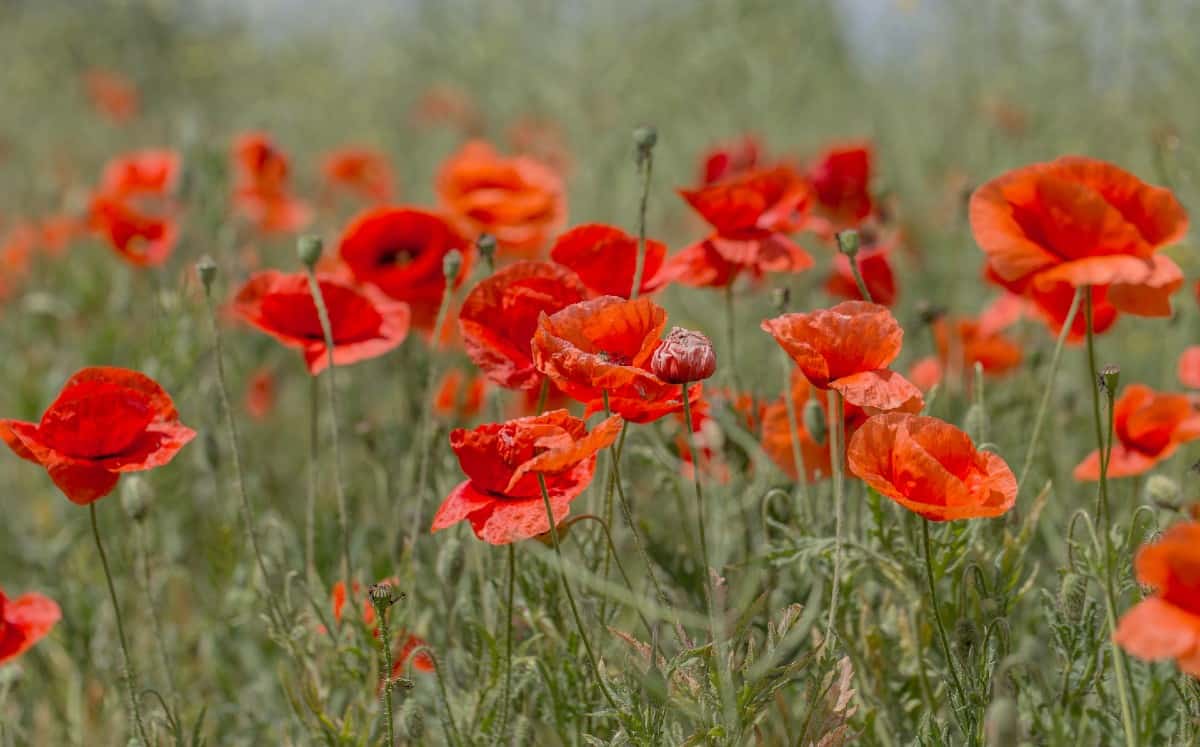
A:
459 261 586 390
39 214 82 258
1179 347 1200 389
907 356 943 394
88 195 178 267
432 410 622 544
807 142 874 233
1114 521 1200 677
760 369 868 483
698 133 762 186
847 413 1017 521
336 206 471 331
394 633 436 674
1073 384 1200 481
88 150 181 267
99 150 181 197
434 368 488 420
549 224 671 298
0 587 61 665
232 270 411 375
0 224 37 299
823 239 897 306
436 140 566 260
971 156 1188 318
0 367 196 505
932 316 1023 380
244 366 276 421
985 262 1119 342
230 132 312 234
83 69 138 124
531 296 688 423
761 301 923 414
322 147 396 204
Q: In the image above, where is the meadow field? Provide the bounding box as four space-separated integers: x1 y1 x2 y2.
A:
3 1 1200 744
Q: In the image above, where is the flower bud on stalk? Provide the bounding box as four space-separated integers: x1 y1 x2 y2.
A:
651 327 716 385
443 248 463 283
803 399 827 446
297 235 323 269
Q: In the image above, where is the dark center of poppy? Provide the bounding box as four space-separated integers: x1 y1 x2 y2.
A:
376 244 421 268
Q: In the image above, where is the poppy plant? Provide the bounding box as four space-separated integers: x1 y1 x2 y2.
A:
1073 384 1200 481
670 165 814 287
760 369 868 483
1114 521 1200 677
458 260 586 390
823 237 897 306
82 69 138 124
806 141 875 234
232 270 411 375
0 367 196 505
531 296 688 422
431 410 622 544
549 224 671 298
698 133 763 186
434 367 488 420
0 587 61 665
985 263 1118 343
88 149 182 267
436 140 566 260
847 413 1017 521
971 156 1188 318
336 206 470 331
321 147 396 204
230 132 312 234
761 301 923 414
328 581 435 675
1179 347 1200 389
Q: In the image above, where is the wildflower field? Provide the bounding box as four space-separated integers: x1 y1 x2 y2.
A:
6 1 1200 744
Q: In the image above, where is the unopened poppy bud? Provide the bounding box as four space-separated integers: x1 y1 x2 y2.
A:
633 125 658 161
297 235 323 269
121 476 151 522
835 229 860 258
1099 364 1120 397
436 537 466 581
196 255 217 293
1057 572 1088 624
771 287 790 314
369 583 398 608
443 249 463 283
802 399 827 446
651 327 716 384
916 300 946 326
984 696 1020 746
1145 474 1180 506
954 618 978 660
401 699 424 739
476 233 496 266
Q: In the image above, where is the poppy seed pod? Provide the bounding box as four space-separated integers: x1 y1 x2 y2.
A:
651 327 716 384
476 233 496 265
197 255 217 293
297 234 323 268
1099 364 1121 397
633 125 658 157
443 249 463 283
835 229 860 257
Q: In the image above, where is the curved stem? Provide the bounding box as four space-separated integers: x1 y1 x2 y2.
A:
573 515 654 639
304 268 354 594
847 253 874 303
536 474 626 722
825 391 845 643
1017 286 1083 491
921 518 971 738
91 503 150 747
497 544 515 742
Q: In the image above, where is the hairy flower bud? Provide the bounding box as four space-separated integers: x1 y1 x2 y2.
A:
297 235 324 269
802 399 827 446
954 617 978 661
1057 572 1088 624
651 327 716 384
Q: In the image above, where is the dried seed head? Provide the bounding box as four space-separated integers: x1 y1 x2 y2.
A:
633 125 658 163
297 235 324 269
1099 364 1120 397
368 582 398 608
650 327 717 384
802 398 827 446
443 249 463 283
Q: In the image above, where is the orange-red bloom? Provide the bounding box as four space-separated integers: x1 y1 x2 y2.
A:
1180 347 1200 389
230 132 312 234
531 296 688 422
0 367 195 505
761 301 923 414
549 224 671 298
321 147 396 204
0 587 61 665
83 69 138 124
1114 521 1200 677
233 270 411 375
985 263 1118 343
88 149 181 267
436 140 566 260
823 238 897 306
971 156 1188 318
244 366 276 421
807 142 874 233
458 261 586 390
670 166 814 287
698 133 762 186
930 315 1023 386
337 206 470 331
847 413 1017 521
1073 384 1200 481
432 411 622 544
434 367 488 420
761 370 867 483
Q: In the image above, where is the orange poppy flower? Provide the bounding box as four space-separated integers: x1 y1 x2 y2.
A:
847 413 1017 521
761 301 923 414
1179 347 1200 389
230 132 312 234
0 587 61 665
82 69 138 124
458 261 586 390
321 147 396 204
1114 521 1200 677
806 141 874 234
760 370 868 483
336 206 471 331
88 150 181 267
434 368 488 420
823 237 897 306
232 270 411 375
698 133 763 186
432 410 622 544
1073 384 1200 481
907 356 943 394
436 140 566 260
549 224 671 298
984 262 1119 343
932 316 1023 380
530 296 687 423
971 157 1188 318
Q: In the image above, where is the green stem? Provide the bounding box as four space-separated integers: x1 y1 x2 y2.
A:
133 519 178 705
304 268 354 593
921 518 971 739
630 145 654 299
724 284 741 392
1017 286 1083 491
680 382 709 568
372 593 396 747
498 544 515 742
536 474 626 722
306 372 319 584
779 356 810 508
846 253 874 303
573 515 654 639
91 503 150 747
825 391 845 642
535 376 550 414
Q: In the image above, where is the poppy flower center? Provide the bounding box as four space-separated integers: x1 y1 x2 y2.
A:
261 285 383 344
377 244 422 268
39 382 156 459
